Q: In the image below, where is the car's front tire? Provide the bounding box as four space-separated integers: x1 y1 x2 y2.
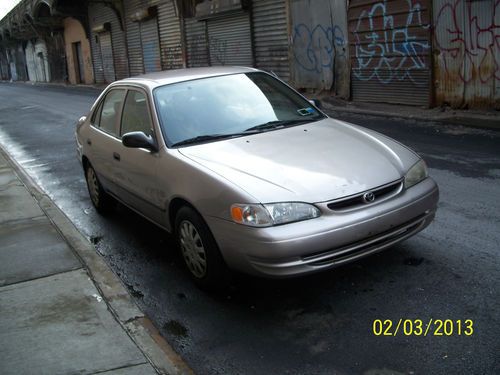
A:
175 206 230 290
85 164 112 214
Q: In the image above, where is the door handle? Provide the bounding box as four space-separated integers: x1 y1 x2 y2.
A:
87 139 92 145
113 152 120 161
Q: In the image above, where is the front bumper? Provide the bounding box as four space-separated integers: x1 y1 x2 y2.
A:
206 177 439 277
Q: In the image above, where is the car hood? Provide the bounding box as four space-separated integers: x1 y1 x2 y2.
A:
178 118 419 203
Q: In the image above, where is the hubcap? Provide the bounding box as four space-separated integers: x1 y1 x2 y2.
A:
179 220 207 278
86 167 100 207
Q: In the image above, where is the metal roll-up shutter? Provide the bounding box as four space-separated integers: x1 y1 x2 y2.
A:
207 13 253 66
126 19 143 76
89 4 106 83
110 22 129 81
89 3 129 81
140 17 161 73
157 1 183 70
348 0 432 106
184 17 209 67
252 0 290 82
100 32 116 82
90 33 104 83
124 0 143 76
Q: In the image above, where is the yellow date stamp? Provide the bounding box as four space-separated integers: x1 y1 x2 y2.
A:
372 319 474 336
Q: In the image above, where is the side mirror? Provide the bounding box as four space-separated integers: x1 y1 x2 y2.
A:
77 115 87 126
76 115 87 131
308 99 322 109
122 131 158 152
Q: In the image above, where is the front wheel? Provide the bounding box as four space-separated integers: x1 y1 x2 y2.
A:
85 164 112 214
175 206 230 290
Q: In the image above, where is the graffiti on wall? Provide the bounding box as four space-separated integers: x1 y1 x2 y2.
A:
434 0 500 84
292 24 346 73
164 44 182 69
352 0 430 85
209 36 228 65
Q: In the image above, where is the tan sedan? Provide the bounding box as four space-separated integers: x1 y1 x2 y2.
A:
76 67 439 288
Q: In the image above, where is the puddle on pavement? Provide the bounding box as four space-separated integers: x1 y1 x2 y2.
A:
164 320 188 337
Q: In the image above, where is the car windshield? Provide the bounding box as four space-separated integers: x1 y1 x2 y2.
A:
153 72 325 147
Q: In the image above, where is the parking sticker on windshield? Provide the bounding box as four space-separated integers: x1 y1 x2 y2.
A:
297 107 314 116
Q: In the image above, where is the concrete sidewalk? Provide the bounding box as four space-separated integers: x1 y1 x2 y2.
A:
0 147 192 375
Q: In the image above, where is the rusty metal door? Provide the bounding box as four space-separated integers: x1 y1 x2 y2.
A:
434 0 500 108
348 0 432 106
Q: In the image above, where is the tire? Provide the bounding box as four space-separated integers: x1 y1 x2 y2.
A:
85 164 112 214
175 206 230 290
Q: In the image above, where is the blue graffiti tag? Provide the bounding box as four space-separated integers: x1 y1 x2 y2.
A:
292 24 346 73
352 0 430 85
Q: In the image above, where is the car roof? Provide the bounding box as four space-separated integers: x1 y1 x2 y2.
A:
114 66 261 89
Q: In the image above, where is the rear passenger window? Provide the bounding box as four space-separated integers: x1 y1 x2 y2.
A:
94 89 126 136
120 91 153 137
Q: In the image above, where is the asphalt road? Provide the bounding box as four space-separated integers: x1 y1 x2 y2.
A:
1 82 499 375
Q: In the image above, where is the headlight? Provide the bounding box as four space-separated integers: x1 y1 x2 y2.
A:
231 202 320 227
404 159 428 188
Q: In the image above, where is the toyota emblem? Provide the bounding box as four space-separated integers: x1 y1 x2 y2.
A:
363 192 375 203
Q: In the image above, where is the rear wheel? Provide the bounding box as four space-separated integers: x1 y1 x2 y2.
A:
175 206 230 290
85 164 112 214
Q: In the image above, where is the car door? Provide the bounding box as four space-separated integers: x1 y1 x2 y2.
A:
87 88 126 194
113 88 164 225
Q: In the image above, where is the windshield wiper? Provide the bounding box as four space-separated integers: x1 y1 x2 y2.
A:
244 118 319 132
171 132 260 147
171 134 232 147
171 117 324 147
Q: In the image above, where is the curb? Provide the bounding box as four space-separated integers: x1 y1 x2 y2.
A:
0 146 194 375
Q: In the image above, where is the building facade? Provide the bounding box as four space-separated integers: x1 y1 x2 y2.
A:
0 0 498 109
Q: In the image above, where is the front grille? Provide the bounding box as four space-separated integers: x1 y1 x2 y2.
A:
301 213 428 266
327 179 403 211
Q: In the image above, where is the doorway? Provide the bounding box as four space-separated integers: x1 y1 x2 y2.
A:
72 41 85 83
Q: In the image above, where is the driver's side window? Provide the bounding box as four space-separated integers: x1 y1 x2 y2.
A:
120 90 153 137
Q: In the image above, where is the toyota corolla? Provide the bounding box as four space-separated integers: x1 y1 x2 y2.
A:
76 66 439 288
